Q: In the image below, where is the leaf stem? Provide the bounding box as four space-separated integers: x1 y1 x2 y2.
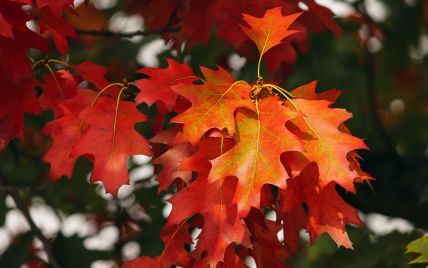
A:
272 86 320 139
48 59 71 69
112 87 128 151
32 59 46 70
45 63 66 99
263 83 294 98
257 54 263 79
90 83 125 108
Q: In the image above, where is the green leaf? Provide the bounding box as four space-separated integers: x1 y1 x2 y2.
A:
407 236 428 266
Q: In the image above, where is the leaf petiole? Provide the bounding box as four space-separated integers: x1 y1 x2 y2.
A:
263 83 294 98
90 82 125 108
271 85 320 139
112 86 128 150
32 59 46 70
44 63 67 99
48 59 72 68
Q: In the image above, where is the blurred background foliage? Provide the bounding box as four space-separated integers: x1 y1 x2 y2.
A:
0 0 427 267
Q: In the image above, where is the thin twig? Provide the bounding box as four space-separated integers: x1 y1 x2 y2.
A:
0 173 60 267
0 184 51 192
9 191 61 268
76 28 179 38
113 199 125 266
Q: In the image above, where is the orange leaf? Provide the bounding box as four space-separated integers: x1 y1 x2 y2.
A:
241 7 301 59
286 98 368 192
278 163 362 249
172 66 252 145
209 97 303 216
168 177 246 266
167 137 247 266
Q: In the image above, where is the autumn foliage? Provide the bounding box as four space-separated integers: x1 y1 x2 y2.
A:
0 1 373 267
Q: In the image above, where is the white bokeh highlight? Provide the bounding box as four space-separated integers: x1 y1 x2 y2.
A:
365 213 414 235
84 225 119 250
137 39 172 67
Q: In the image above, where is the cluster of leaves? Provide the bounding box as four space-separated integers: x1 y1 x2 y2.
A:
1 0 405 267
125 8 371 267
126 0 341 76
0 0 75 149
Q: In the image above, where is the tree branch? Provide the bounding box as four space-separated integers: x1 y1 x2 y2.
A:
8 191 61 268
0 184 51 192
0 173 60 267
76 28 179 38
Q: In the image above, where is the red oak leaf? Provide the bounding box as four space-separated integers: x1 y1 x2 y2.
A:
291 80 340 101
0 3 45 150
149 127 181 145
124 222 194 268
208 97 303 216
149 127 193 191
42 89 97 180
42 107 82 180
158 134 247 266
0 0 48 79
168 177 247 266
152 142 193 192
172 66 252 145
74 61 111 91
0 77 40 150
218 243 247 268
39 70 80 117
291 0 342 36
125 0 176 31
278 162 362 249
124 257 159 268
135 58 197 109
0 0 31 35
174 1 215 47
263 39 300 72
245 209 291 268
288 82 370 185
209 0 292 49
277 181 307 255
308 182 363 248
241 7 301 59
0 31 46 79
286 98 368 192
36 5 76 55
0 14 12 37
179 136 235 181
71 96 151 194
37 0 74 17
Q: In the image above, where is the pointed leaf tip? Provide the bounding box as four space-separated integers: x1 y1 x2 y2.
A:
241 7 302 57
